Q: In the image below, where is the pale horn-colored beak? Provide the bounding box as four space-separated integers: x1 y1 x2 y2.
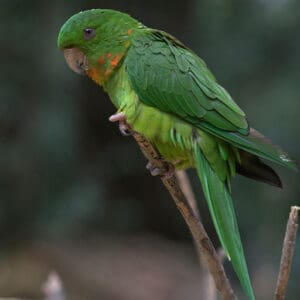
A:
63 48 88 75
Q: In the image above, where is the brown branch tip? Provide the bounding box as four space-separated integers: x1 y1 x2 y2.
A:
275 206 300 300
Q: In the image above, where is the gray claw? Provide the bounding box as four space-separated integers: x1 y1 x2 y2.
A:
146 161 175 178
109 112 133 136
119 122 132 136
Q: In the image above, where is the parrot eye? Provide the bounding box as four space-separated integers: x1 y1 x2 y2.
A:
83 28 96 40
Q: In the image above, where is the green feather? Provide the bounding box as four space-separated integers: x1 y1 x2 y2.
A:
200 124 298 171
193 144 255 300
125 30 249 134
218 143 229 161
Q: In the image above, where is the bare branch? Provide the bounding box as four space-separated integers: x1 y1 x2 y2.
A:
175 170 199 218
131 131 237 300
275 206 300 300
176 170 219 300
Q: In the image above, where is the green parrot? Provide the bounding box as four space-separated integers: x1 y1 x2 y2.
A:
57 9 297 299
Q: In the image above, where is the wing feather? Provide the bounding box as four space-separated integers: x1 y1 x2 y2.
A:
125 30 297 170
125 30 248 135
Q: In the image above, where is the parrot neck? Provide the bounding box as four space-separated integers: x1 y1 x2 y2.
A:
86 50 128 85
103 63 137 111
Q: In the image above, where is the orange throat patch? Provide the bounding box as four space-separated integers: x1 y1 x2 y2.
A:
87 52 125 85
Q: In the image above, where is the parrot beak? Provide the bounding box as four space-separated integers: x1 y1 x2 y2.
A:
63 48 88 75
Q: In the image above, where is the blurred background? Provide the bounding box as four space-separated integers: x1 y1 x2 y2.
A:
1 0 299 299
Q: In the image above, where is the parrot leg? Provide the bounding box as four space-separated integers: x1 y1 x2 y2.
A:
109 112 132 136
146 161 175 178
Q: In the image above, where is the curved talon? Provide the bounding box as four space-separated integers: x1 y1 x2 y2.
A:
146 161 175 178
109 112 133 136
119 122 132 136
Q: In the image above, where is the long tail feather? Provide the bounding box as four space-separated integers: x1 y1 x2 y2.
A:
193 145 255 300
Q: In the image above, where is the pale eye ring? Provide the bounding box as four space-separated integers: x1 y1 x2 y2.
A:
83 28 96 40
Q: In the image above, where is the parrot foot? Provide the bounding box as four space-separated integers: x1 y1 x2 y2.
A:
146 161 175 178
109 112 132 136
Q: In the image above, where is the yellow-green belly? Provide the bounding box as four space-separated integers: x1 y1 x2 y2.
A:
123 98 195 169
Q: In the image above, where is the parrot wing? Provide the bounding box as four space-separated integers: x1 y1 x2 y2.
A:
125 30 297 171
125 30 249 134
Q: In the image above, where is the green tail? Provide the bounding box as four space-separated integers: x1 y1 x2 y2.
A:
193 145 255 300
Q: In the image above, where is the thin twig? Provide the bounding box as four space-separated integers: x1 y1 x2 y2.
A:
175 170 199 218
275 206 300 300
131 131 237 300
176 170 219 300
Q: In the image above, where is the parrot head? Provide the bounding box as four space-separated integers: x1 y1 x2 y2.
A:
57 9 140 84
